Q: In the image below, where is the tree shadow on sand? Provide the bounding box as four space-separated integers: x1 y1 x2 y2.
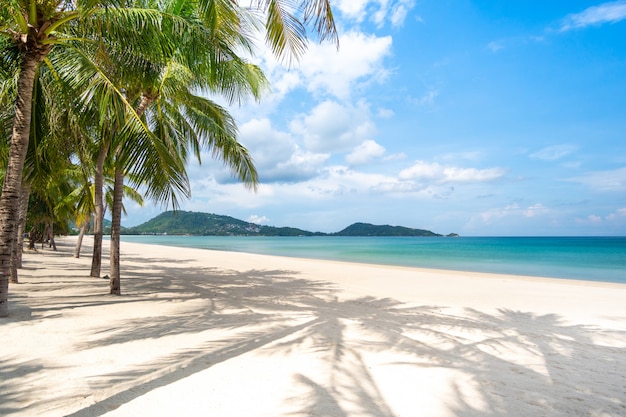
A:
3 250 626 417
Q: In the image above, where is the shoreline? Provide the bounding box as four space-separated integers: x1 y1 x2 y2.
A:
3 236 626 416
119 235 626 288
116 234 626 284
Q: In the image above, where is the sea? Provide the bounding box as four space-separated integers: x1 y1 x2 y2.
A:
119 235 626 284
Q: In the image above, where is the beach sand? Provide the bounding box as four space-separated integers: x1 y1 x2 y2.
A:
2 236 625 417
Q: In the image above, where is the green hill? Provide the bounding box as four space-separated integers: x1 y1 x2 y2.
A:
125 211 319 236
333 222 441 237
123 211 453 237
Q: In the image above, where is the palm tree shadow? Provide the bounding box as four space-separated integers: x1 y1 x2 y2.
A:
5 253 626 417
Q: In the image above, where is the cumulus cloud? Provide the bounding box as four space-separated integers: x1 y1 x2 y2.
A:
336 0 370 22
239 27 391 104
273 147 330 181
399 161 506 183
299 31 392 99
238 118 329 182
346 140 386 165
290 100 377 153
561 1 626 31
248 214 270 224
530 144 578 161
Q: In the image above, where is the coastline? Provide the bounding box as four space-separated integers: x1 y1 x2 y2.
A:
117 234 626 284
2 236 626 416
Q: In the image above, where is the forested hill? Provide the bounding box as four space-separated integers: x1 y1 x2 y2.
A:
124 211 453 237
124 211 322 236
332 222 442 237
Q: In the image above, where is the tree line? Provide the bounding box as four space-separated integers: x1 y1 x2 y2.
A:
0 0 338 317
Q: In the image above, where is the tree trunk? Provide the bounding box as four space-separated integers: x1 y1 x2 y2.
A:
9 244 19 284
47 223 56 251
74 224 87 258
11 185 31 282
15 184 31 268
0 53 41 317
107 94 153 296
109 165 124 295
90 142 109 277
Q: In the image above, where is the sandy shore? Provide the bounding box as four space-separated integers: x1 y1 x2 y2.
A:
2 236 626 417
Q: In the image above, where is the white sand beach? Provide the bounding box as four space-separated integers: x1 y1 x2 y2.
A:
2 236 626 417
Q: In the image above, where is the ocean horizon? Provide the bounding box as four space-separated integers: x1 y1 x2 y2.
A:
117 235 626 285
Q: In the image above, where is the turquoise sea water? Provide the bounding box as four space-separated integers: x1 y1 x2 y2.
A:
119 235 626 284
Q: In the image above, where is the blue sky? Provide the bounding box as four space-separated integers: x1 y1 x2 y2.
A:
124 0 626 236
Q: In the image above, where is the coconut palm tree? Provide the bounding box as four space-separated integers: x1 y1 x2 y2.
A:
101 0 268 294
0 0 339 315
0 0 194 316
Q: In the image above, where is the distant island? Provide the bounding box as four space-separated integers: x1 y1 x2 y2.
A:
121 211 458 237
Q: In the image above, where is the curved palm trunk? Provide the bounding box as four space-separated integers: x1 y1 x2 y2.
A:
109 166 124 295
74 224 87 258
90 142 109 277
0 53 41 317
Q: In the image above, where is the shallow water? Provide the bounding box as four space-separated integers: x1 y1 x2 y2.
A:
119 235 626 284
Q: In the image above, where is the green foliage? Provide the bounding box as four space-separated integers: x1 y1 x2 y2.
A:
125 210 319 236
332 222 442 237
124 211 446 237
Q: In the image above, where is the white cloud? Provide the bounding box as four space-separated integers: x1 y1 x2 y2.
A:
575 207 626 225
523 203 548 218
336 0 415 27
479 203 520 223
606 207 626 220
290 100 377 153
346 140 386 165
477 203 549 223
530 144 577 161
399 161 506 183
236 28 392 105
588 214 603 223
567 167 626 191
561 1 626 31
299 31 392 99
238 118 329 182
336 0 370 22
274 146 330 181
390 1 415 27
248 214 270 224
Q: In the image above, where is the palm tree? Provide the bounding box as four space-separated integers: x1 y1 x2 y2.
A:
0 0 194 316
0 1 63 315
101 0 268 294
0 0 339 315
